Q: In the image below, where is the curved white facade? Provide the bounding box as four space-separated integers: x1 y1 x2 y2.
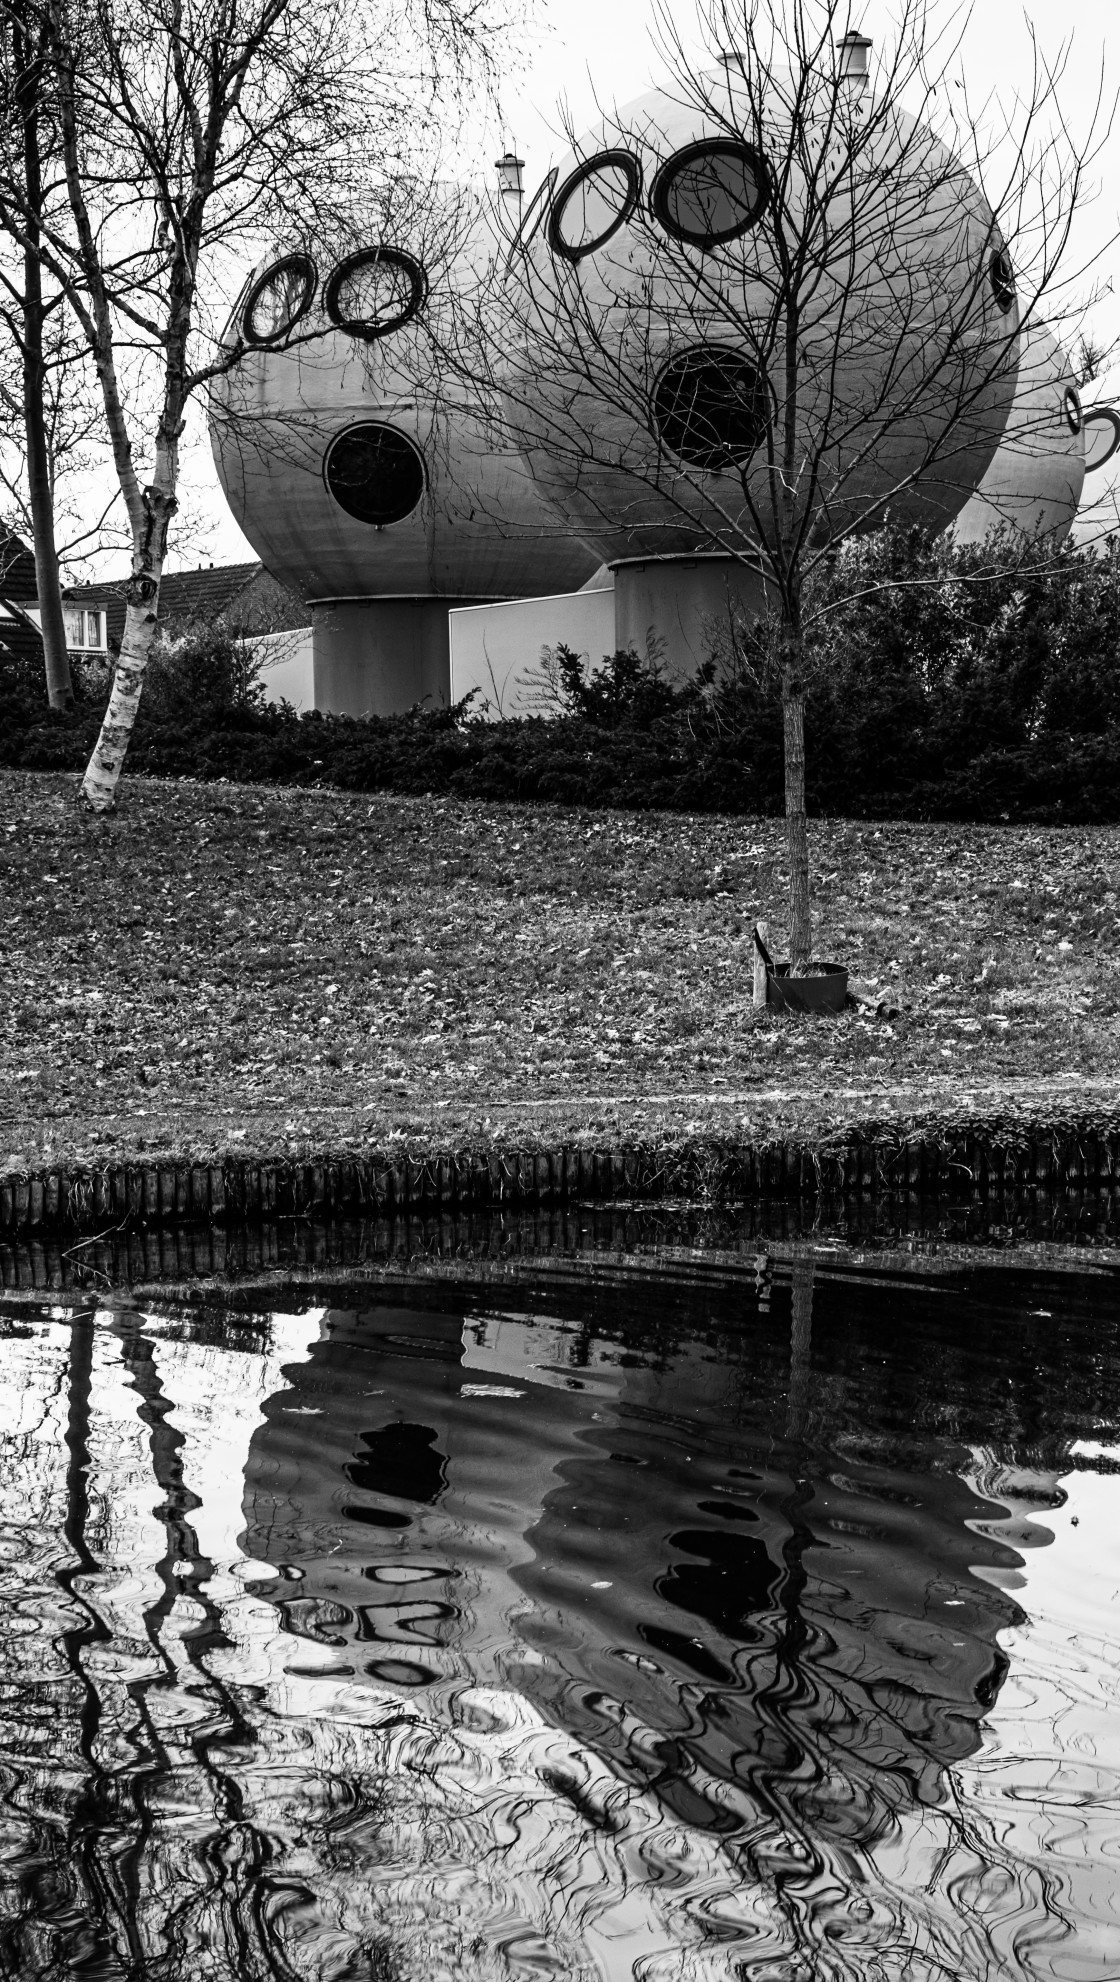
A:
954 322 1086 544
211 302 594 602
498 71 1020 569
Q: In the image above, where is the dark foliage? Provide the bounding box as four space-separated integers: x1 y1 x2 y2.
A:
4 531 1120 822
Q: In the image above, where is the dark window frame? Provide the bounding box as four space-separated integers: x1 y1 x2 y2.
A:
649 139 771 249
652 343 770 472
989 248 1016 315
508 167 558 264
1083 405 1120 473
323 422 427 527
324 247 428 342
547 150 642 263
242 254 318 347
1064 385 1083 436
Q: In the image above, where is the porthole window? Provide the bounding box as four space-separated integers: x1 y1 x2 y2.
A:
650 140 770 248
324 248 427 341
509 168 558 260
242 255 317 345
1083 406 1120 474
653 347 768 470
324 424 425 525
548 151 640 262
989 248 1016 315
1064 385 1083 436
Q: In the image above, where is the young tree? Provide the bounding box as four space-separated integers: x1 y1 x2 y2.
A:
0 0 506 807
461 0 1110 969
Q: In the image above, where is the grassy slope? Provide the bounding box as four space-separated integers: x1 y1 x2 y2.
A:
1 769 1117 1174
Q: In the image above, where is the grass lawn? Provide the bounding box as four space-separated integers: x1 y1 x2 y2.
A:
1 768 1117 1176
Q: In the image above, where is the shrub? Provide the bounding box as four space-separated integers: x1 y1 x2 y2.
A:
4 527 1120 823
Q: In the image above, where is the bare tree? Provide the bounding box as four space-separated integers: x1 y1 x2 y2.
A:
455 0 1112 969
0 0 508 807
0 2 86 710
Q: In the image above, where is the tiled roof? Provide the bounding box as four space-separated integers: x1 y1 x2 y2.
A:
66 562 262 619
0 529 40 605
0 616 43 671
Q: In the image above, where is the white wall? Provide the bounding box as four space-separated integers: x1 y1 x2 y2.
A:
254 625 314 710
449 588 615 719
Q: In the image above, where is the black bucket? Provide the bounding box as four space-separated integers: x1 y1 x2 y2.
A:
767 962 848 1015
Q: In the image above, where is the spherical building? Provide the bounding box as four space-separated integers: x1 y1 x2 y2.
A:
210 196 596 715
953 321 1087 544
498 53 1021 673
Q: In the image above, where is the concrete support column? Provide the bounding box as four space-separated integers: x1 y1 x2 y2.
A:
611 556 769 682
310 597 494 716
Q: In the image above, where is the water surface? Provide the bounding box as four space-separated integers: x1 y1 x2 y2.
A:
1 1250 1119 1978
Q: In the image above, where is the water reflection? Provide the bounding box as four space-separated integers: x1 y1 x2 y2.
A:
0 1258 1117 1976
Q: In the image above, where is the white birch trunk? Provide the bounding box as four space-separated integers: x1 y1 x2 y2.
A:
80 480 176 813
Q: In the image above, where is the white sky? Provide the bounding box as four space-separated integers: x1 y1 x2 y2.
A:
180 0 1120 571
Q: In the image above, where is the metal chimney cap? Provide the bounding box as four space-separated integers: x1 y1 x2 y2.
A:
495 152 525 197
837 29 872 80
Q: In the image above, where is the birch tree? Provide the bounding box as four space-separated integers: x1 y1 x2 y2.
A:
458 0 1111 969
0 0 507 807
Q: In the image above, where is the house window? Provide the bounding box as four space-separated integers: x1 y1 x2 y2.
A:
64 606 107 651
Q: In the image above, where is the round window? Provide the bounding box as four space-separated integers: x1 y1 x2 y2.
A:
1083 406 1120 474
324 248 427 341
1064 385 1083 436
242 255 317 345
989 248 1015 315
653 347 768 469
548 151 641 262
650 140 770 248
509 168 558 261
324 424 425 525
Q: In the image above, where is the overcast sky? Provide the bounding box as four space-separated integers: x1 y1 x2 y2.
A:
183 0 1120 570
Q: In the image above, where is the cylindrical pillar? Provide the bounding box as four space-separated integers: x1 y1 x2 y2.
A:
310 597 495 716
611 555 769 682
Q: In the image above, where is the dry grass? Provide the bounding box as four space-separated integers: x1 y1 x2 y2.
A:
2 769 1117 1172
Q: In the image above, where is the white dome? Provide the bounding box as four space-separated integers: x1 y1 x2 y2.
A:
209 201 596 602
953 321 1085 544
499 68 1019 564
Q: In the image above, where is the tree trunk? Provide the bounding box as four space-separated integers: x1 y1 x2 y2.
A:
781 641 811 972
79 573 163 810
15 7 72 712
24 334 72 712
80 486 174 811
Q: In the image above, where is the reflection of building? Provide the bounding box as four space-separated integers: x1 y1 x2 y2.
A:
3 1267 1120 1975
237 1282 1025 1863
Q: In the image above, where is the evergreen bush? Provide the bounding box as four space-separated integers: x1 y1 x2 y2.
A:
3 530 1118 823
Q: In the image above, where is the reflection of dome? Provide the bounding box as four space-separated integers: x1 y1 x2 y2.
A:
954 322 1086 544
238 1277 1024 1862
499 73 1019 570
210 206 596 714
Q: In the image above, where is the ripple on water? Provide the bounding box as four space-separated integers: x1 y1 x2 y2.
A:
0 1261 1118 1977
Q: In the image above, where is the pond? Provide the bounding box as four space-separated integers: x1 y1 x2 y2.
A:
1 1240 1119 1979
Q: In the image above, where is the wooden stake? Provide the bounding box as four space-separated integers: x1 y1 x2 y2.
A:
753 921 771 1007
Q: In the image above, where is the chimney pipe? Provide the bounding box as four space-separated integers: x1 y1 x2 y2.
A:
495 151 525 214
837 29 872 84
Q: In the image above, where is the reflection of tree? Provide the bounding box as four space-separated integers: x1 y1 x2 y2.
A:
0 1315 407 1981
0 1272 1108 1978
